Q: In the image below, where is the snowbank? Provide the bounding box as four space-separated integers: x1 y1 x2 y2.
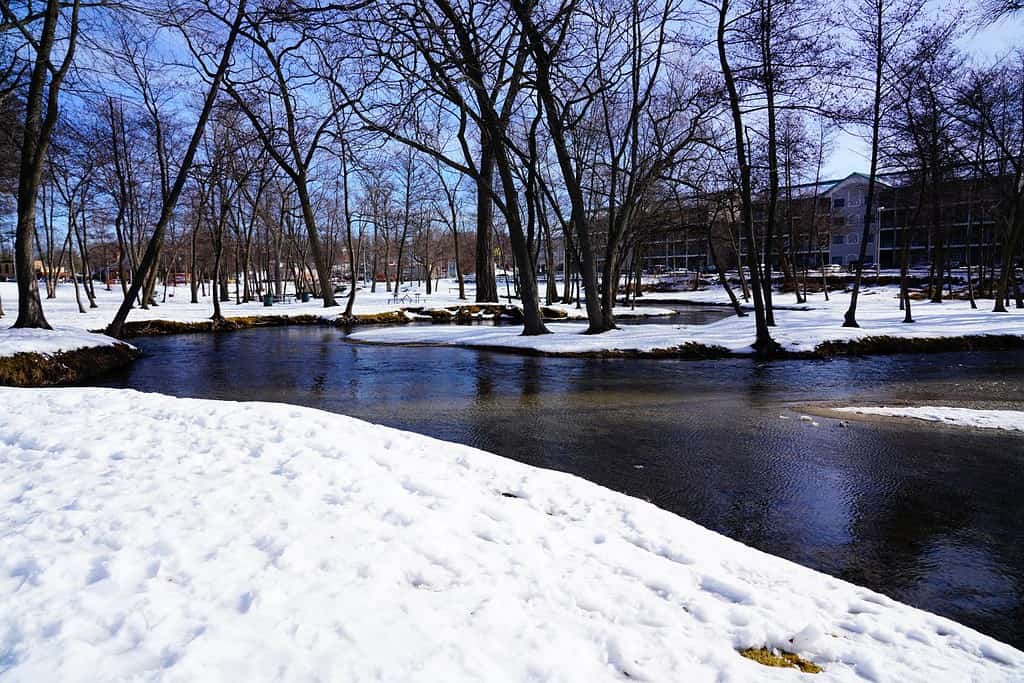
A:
0 327 124 359
352 320 731 356
0 280 628 333
2 388 1021 681
836 406 1024 433
350 288 1024 356
0 328 138 386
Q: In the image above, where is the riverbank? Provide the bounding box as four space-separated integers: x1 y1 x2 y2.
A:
350 287 1024 359
0 281 672 383
3 282 1022 381
0 328 138 386
1 386 1020 681
0 280 674 336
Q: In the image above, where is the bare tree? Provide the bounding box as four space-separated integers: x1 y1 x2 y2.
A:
842 0 924 326
106 0 248 337
6 0 81 329
703 0 776 353
220 7 345 307
956 52 1024 313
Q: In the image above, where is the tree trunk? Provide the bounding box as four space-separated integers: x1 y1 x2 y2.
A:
843 1 883 328
12 0 81 329
475 137 498 303
717 0 774 353
106 0 247 337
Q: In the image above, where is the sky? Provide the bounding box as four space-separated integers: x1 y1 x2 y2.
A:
823 10 1024 178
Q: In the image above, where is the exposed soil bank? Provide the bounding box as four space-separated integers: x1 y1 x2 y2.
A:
0 342 140 387
349 333 1024 361
813 334 1024 357
109 315 331 338
103 311 414 338
348 338 734 360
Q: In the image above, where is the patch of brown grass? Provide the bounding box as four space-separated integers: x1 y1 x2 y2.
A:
0 343 140 387
739 647 822 674
350 310 410 324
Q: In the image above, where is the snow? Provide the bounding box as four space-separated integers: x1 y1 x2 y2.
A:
2 387 1021 681
835 406 1024 433
0 327 127 360
0 280 670 334
0 280 478 330
8 281 1015 359
350 287 1024 355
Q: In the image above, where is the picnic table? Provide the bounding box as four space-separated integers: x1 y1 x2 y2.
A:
386 293 426 305
263 293 295 306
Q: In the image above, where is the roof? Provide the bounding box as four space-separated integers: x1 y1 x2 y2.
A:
787 172 893 198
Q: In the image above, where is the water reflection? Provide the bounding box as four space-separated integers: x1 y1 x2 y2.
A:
95 326 1024 648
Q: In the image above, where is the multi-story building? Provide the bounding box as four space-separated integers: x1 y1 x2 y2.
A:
794 172 885 268
875 175 1002 270
638 171 1006 274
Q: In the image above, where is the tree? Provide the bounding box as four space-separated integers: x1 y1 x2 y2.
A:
842 0 923 326
221 7 345 307
956 52 1024 313
7 0 81 329
704 0 776 353
106 0 248 338
351 0 549 334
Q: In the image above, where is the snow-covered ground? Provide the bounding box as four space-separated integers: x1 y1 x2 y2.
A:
351 287 1024 355
1 388 1021 681
634 288 813 310
0 327 128 360
0 280 671 332
836 406 1024 433
0 280 472 329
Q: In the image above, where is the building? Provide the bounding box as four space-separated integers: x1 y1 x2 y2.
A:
0 258 45 281
875 176 1002 270
638 171 1006 274
788 172 888 268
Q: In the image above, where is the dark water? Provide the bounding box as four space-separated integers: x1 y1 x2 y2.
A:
95 325 1024 648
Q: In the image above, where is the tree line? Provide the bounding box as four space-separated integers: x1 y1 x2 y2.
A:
0 0 1021 349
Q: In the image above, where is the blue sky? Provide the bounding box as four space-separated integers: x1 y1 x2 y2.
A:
823 10 1023 178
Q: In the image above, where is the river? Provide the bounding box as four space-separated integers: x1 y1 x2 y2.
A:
93 317 1024 648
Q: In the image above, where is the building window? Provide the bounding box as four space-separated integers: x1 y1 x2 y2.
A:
848 233 859 245
832 215 845 226
832 234 845 245
832 197 845 208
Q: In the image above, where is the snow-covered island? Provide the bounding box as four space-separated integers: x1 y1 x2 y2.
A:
1 387 1021 681
835 406 1024 433
0 327 137 386
349 286 1024 357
